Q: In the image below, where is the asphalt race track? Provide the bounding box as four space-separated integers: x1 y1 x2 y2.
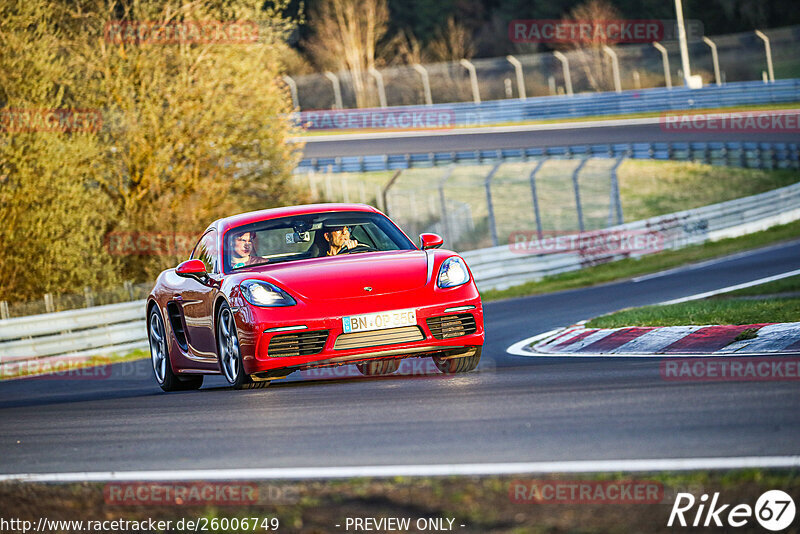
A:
1 240 799 476
300 117 800 158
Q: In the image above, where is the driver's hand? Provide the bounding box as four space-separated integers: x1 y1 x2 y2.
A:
343 239 359 249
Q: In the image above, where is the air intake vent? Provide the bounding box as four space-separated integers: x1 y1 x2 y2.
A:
426 314 477 340
334 326 424 350
166 302 188 350
268 330 329 357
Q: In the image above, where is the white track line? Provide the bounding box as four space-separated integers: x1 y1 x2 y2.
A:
2 457 798 482
659 268 800 305
506 329 562 356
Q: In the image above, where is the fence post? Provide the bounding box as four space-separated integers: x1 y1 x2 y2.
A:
459 59 481 104
528 158 548 240
282 75 299 109
438 166 455 244
382 170 403 218
754 30 775 83
324 71 344 109
44 293 54 314
368 67 388 108
124 280 134 301
652 42 672 89
84 287 94 308
610 156 626 226
412 64 433 106
602 46 622 93
506 55 527 99
552 51 573 96
572 158 589 232
702 37 722 86
0 301 9 320
484 163 502 247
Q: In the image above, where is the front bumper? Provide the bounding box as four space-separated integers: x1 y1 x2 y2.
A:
234 284 484 375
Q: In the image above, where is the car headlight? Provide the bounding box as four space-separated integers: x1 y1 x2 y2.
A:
240 280 296 307
437 257 470 288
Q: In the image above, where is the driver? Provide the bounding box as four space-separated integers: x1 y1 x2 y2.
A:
322 223 360 256
231 230 266 268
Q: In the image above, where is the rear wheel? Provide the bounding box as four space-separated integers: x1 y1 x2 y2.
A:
217 303 268 390
356 359 400 376
433 346 482 374
149 307 203 392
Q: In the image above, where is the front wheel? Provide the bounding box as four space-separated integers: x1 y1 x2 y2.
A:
217 303 268 390
433 346 482 374
148 307 203 392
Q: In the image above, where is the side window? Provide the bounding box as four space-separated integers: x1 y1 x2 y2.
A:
191 230 219 273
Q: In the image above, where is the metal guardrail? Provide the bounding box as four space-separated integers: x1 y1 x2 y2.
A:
298 141 800 174
1 180 799 369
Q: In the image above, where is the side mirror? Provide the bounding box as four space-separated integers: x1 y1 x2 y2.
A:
176 259 208 280
419 233 444 250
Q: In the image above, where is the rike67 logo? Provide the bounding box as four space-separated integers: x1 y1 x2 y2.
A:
668 490 795 531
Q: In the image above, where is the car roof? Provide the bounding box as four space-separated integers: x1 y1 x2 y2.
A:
213 203 381 234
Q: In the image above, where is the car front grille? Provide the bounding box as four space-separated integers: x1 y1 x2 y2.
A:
268 330 329 357
426 314 477 340
334 326 424 350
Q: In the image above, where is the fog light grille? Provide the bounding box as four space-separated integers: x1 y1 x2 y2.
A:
268 330 328 357
426 314 477 340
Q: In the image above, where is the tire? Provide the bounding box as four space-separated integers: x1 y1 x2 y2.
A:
217 303 268 390
356 359 400 376
432 346 482 374
148 306 203 392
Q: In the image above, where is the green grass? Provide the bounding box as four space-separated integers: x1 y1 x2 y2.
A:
585 298 800 328
480 218 800 302
0 348 148 381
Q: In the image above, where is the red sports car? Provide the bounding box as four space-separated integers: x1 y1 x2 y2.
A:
146 203 484 390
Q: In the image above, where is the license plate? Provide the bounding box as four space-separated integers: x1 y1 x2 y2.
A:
342 309 417 333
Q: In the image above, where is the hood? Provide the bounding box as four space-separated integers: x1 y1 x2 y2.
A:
240 250 430 300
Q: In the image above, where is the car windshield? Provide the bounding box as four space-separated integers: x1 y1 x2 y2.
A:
224 211 416 271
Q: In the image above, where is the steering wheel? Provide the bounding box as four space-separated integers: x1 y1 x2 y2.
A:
337 243 376 254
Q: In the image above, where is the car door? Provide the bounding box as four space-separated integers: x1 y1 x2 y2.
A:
175 229 220 366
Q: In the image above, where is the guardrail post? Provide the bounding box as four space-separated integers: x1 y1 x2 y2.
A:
324 71 344 109
754 30 775 83
44 293 54 314
484 163 502 246
572 158 589 232
506 55 527 99
124 280 134 301
702 37 722 86
652 42 672 89
459 59 481 104
0 301 9 320
368 67 388 108
528 158 548 239
602 46 622 93
382 169 403 218
552 51 573 96
609 156 626 225
282 75 299 109
437 167 455 244
84 287 94 308
412 64 433 106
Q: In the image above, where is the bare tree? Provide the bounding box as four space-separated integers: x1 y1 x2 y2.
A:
426 17 476 62
305 0 389 108
559 0 622 92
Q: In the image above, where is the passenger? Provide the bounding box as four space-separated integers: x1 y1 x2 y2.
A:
231 230 266 268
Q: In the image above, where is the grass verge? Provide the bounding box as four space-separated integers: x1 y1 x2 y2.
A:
480 219 800 302
586 298 800 328
0 348 148 381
